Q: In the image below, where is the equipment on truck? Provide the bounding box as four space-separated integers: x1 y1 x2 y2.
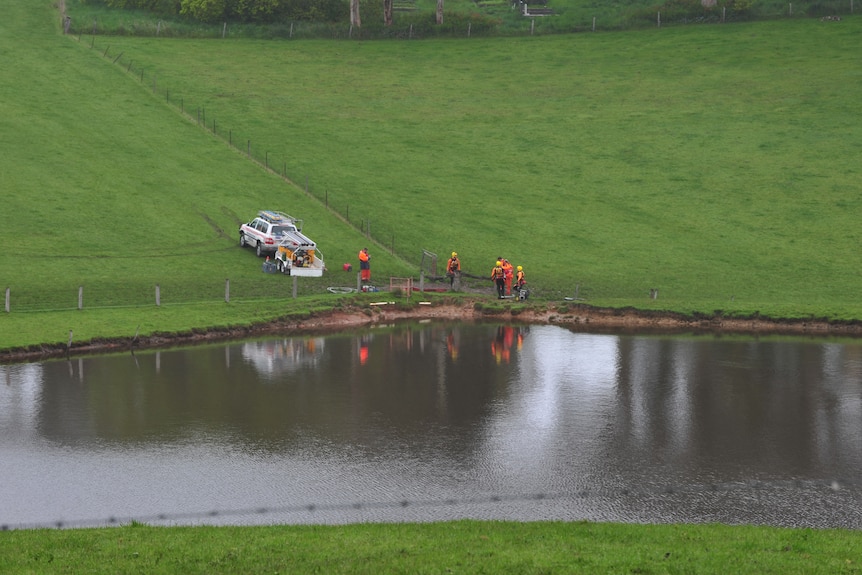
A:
270 214 325 278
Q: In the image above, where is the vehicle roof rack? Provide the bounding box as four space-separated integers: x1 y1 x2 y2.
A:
258 210 296 224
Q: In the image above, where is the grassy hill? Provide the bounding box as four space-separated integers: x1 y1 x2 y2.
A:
1 2 861 351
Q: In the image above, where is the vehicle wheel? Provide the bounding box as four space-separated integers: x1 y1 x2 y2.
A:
256 242 263 257
240 234 247 248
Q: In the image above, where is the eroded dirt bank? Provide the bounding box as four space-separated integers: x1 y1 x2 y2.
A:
3 301 862 364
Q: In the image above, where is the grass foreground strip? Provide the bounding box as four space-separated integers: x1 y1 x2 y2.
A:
2 520 861 574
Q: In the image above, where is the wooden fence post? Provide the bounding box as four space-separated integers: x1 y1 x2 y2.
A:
225 278 230 303
78 286 83 310
292 275 298 298
155 284 161 306
5 287 9 313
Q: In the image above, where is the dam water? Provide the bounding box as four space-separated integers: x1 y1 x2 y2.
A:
2 323 862 529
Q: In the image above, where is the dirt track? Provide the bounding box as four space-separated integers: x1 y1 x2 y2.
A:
3 300 862 364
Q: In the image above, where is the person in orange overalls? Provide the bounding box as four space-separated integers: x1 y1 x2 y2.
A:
491 260 506 299
446 252 461 289
358 247 371 282
515 265 526 291
500 258 514 296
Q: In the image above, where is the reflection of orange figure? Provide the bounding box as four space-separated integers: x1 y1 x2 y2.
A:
447 332 459 361
359 345 369 365
491 340 503 364
491 326 513 364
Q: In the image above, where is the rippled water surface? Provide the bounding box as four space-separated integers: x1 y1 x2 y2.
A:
2 323 862 529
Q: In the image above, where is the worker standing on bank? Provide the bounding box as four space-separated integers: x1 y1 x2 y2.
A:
516 265 526 291
358 247 371 282
491 260 506 299
501 258 514 296
446 252 461 289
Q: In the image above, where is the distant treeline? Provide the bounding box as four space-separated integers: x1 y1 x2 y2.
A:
85 0 347 23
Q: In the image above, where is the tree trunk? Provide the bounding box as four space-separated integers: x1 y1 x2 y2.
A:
384 0 393 25
350 0 361 28
436 0 444 24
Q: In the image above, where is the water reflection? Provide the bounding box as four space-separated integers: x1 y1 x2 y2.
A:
2 324 862 529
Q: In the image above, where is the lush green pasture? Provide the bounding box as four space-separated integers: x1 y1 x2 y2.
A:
75 19 862 314
2 2 861 352
2 520 861 574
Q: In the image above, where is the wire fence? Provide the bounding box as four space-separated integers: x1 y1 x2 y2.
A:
3 477 858 530
79 34 403 263
2 276 328 314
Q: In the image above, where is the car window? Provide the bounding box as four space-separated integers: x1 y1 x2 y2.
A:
273 225 293 236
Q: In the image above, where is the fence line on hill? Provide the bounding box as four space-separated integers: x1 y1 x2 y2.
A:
71 34 405 271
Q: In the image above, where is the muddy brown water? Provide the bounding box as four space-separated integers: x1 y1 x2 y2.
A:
2 322 862 529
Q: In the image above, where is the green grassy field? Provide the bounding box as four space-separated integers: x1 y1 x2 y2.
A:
2 3 861 353
3 1 862 565
2 520 861 574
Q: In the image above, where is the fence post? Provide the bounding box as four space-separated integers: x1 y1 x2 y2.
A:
292 275 298 298
155 284 161 306
420 271 425 292
657 11 661 27
5 287 9 313
592 16 596 31
78 286 83 310
357 271 362 291
225 278 230 303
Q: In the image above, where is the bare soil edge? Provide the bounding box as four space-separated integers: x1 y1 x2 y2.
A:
3 300 862 364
